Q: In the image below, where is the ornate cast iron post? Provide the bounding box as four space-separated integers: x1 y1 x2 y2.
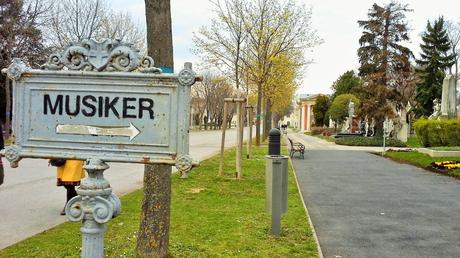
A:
66 159 121 258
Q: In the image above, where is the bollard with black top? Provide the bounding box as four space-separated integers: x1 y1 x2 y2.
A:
265 128 288 236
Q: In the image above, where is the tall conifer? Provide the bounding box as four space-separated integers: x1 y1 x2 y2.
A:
415 17 456 116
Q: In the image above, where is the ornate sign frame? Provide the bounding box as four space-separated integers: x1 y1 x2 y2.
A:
2 39 198 171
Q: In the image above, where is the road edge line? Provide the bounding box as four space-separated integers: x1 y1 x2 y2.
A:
289 157 324 258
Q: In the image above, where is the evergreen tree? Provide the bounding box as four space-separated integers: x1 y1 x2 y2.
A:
415 17 456 116
357 2 413 86
357 2 413 135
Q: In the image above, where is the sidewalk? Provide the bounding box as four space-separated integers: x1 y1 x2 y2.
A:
290 133 460 257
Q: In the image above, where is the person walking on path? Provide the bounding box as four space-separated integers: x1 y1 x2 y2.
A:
53 159 85 215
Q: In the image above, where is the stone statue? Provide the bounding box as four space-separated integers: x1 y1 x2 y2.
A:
360 120 366 135
368 119 375 137
429 99 442 120
365 121 369 136
348 100 355 118
347 100 355 133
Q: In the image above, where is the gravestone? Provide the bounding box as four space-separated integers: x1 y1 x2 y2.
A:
441 74 456 118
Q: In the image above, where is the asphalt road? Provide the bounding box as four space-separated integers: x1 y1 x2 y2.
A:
291 133 460 258
0 127 253 249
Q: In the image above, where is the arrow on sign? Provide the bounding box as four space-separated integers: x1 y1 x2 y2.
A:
56 123 140 141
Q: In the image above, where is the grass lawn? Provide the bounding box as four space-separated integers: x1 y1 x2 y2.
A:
316 135 335 142
0 146 317 257
307 134 335 143
430 146 460 151
405 136 422 148
384 151 460 177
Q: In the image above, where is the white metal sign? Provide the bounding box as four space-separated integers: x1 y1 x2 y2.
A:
1 39 198 170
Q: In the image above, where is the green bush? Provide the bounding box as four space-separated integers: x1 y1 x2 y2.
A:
335 136 406 147
413 118 460 147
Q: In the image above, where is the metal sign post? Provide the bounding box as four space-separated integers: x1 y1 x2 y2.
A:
1 39 200 257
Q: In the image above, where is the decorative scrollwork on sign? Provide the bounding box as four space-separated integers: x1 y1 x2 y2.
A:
178 68 196 86
2 58 29 80
4 145 21 163
42 39 161 73
175 154 193 173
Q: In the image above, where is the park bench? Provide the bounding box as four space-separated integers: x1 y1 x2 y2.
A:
287 138 305 159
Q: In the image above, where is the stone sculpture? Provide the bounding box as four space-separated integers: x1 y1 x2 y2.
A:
429 99 442 120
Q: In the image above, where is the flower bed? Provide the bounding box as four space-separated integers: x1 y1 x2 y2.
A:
431 161 460 170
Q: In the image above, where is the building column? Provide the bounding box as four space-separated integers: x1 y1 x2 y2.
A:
300 105 306 131
306 104 312 132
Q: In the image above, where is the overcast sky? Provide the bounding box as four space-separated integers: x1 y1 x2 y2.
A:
111 0 460 95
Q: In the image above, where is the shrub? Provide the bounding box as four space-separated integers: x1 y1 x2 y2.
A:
335 136 406 147
413 118 460 147
321 128 336 136
310 127 336 136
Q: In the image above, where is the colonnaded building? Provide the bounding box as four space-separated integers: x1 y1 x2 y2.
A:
280 93 319 133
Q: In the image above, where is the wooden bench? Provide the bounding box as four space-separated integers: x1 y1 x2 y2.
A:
287 138 305 159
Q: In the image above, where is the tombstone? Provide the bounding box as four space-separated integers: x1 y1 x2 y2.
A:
441 74 456 118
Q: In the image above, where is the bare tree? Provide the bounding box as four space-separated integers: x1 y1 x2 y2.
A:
445 20 460 115
194 71 236 129
445 20 460 89
99 11 146 52
1 0 51 135
193 0 246 92
242 0 321 142
191 86 206 128
45 0 145 52
193 0 321 144
46 0 106 47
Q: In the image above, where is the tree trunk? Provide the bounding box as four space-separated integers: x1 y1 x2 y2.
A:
263 98 272 141
255 82 262 146
137 1 173 257
144 0 173 71
137 164 171 257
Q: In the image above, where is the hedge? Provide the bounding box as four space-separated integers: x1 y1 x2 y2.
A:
335 136 406 147
310 127 336 136
413 118 460 147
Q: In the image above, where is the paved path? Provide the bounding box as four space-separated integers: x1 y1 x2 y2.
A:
0 127 253 249
290 133 460 258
